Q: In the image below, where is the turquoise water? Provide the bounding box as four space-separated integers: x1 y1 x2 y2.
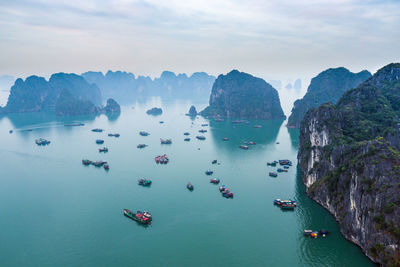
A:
0 97 375 266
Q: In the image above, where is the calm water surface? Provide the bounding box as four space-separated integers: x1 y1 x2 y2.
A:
0 95 374 266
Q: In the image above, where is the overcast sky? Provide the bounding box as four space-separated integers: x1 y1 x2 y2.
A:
0 0 399 81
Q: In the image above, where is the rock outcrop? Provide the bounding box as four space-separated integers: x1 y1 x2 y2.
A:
200 70 286 120
298 63 400 266
186 105 197 116
146 107 162 116
288 67 371 128
103 98 120 113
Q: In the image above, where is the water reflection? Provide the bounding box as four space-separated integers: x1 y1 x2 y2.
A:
287 127 299 150
208 119 284 152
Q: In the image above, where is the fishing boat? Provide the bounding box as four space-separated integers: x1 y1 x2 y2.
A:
35 138 51 145
183 132 190 136
9 130 13 134
222 191 234 198
155 154 169 164
184 138 191 142
244 141 256 145
137 144 147 149
280 203 296 210
210 178 220 184
199 129 207 133
277 168 288 173
103 164 109 170
123 209 152 225
96 139 104 144
99 147 108 152
205 170 213 175
108 133 120 137
91 128 103 132
267 162 277 167
222 137 229 141
201 124 208 126
284 166 289 169
219 185 228 192
311 232 318 238
303 230 313 236
239 145 249 150
82 159 92 165
139 131 150 136
160 139 172 144
269 172 278 177
196 136 206 140
274 199 297 207
187 183 194 191
279 159 292 166
254 125 262 128
138 178 152 186
212 160 217 164
159 121 164 124
93 160 107 167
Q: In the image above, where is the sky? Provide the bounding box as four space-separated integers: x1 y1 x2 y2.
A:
0 0 399 82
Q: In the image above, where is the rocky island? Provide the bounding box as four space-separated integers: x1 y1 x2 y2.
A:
186 105 197 116
0 73 120 116
287 67 371 128
200 70 285 120
146 107 163 115
298 63 400 266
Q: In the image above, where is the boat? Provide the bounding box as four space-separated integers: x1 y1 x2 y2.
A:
137 144 147 149
160 139 172 144
303 230 313 236
155 154 169 164
184 132 190 136
159 121 164 124
9 130 13 134
205 170 213 175
267 162 277 167
103 164 109 170
219 185 228 192
276 142 280 144
108 133 120 137
280 203 296 210
35 138 51 145
138 178 152 186
199 129 207 133
91 128 103 132
187 183 194 191
82 159 92 165
222 191 234 198
139 131 150 136
222 137 229 141
269 172 278 177
279 159 292 166
210 178 220 184
201 124 208 126
123 209 152 225
99 147 108 152
277 168 288 173
244 141 256 145
239 145 249 150
212 160 217 164
196 136 206 140
96 139 104 144
284 166 289 169
274 199 297 208
184 138 191 142
318 229 330 237
93 160 107 167
254 125 262 128
311 232 318 238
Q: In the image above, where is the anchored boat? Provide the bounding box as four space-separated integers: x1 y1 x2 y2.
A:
123 209 152 225
96 139 104 144
187 183 194 191
196 136 206 140
160 139 172 144
99 147 108 153
138 178 152 186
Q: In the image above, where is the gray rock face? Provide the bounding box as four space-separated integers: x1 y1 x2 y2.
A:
200 70 286 120
103 98 121 113
187 105 197 116
298 63 400 266
288 67 371 128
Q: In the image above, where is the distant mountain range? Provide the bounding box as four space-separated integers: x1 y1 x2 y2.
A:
81 70 216 103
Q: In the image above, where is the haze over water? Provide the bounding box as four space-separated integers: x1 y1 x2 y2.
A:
0 86 376 266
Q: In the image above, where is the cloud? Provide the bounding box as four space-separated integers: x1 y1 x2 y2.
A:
0 0 399 80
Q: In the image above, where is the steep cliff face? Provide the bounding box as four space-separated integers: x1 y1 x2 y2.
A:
298 63 400 266
288 67 371 128
3 73 102 114
200 70 286 120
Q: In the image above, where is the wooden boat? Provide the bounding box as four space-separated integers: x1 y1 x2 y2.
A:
196 136 206 140
160 139 172 144
96 139 104 144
